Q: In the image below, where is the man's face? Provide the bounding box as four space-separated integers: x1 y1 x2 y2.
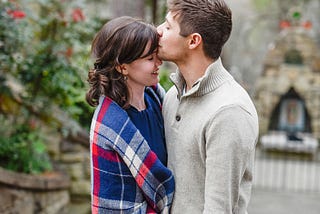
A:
157 11 188 63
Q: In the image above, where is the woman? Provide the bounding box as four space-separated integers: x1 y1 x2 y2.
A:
86 16 174 213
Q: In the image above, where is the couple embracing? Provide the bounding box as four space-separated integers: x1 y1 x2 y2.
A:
86 0 259 213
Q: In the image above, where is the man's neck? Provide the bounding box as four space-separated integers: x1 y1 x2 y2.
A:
177 56 215 92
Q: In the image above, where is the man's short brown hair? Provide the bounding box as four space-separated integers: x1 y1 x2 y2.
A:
167 0 232 60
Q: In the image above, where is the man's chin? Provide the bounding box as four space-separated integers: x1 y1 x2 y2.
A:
157 52 167 61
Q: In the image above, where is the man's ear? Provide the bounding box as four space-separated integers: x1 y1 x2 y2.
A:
115 64 128 75
188 33 202 50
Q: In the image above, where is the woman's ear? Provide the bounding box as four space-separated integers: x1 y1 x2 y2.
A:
115 64 128 75
188 33 202 50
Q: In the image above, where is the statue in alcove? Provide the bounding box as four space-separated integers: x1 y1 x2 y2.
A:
269 87 312 137
261 87 317 154
279 98 305 141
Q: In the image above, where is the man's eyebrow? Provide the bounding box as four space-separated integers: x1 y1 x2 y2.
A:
165 17 172 27
166 12 179 26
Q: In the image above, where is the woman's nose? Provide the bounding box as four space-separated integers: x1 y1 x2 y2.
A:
156 56 162 66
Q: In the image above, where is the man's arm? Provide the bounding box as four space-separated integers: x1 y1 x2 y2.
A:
203 105 257 214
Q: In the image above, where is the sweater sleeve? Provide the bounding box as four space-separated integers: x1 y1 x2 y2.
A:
203 105 257 214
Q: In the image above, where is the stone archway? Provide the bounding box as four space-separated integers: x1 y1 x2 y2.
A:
253 14 320 154
254 20 320 139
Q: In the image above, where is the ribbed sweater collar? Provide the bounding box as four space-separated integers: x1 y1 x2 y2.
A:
170 57 233 98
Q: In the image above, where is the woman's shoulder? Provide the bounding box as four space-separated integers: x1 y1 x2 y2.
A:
94 96 129 124
145 84 166 107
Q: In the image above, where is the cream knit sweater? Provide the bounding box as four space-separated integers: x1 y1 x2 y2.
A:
163 58 259 214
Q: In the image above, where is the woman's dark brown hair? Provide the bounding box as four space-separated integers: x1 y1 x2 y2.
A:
86 16 159 108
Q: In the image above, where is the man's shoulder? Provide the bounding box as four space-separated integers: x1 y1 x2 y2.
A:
164 85 178 100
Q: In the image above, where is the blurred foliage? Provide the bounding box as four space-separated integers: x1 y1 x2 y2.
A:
0 0 103 174
0 115 52 174
0 0 173 174
0 0 103 127
251 0 271 12
159 68 173 92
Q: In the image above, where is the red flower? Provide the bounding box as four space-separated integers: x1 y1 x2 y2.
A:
72 8 85 22
302 21 312 30
65 47 73 58
280 20 291 29
7 9 26 19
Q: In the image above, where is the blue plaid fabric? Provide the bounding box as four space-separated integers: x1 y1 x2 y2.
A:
90 87 174 214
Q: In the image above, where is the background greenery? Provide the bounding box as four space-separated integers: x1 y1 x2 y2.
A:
0 0 172 174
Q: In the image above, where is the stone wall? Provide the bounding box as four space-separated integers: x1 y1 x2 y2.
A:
39 116 91 202
0 168 70 214
59 133 91 201
0 78 92 212
254 26 320 139
0 126 91 213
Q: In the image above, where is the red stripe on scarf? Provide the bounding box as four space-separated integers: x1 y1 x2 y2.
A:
136 151 157 186
92 144 121 162
92 97 112 208
97 97 112 122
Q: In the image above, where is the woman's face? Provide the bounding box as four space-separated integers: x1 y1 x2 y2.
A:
123 41 162 90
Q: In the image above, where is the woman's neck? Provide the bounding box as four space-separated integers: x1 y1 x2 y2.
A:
128 84 146 111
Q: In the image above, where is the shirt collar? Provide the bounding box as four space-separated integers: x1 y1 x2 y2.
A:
171 58 234 98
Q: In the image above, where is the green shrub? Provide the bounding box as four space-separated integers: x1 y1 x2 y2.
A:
0 0 102 129
159 68 174 92
0 116 52 174
0 0 101 174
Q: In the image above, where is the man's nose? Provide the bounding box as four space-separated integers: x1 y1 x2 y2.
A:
157 24 163 36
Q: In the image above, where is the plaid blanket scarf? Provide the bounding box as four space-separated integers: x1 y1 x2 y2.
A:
90 87 175 213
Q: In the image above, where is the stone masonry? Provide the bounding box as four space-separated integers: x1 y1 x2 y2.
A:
254 24 320 139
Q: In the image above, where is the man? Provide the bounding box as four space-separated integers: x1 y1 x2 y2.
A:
157 0 259 213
